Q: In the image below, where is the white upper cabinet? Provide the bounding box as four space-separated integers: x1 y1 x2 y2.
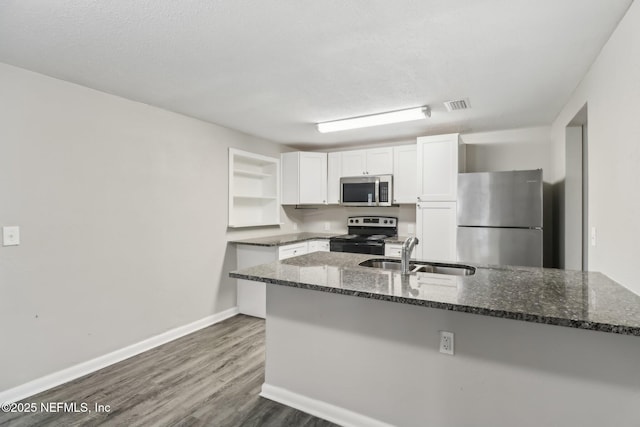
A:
340 149 368 177
365 147 394 175
417 133 465 201
281 152 327 205
392 144 417 203
340 147 393 177
327 152 341 204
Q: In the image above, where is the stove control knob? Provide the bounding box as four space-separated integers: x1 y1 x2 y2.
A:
383 220 388 224
355 219 359 223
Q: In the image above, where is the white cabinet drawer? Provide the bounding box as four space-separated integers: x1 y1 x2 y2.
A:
385 242 417 259
308 240 330 253
278 242 309 260
385 244 403 258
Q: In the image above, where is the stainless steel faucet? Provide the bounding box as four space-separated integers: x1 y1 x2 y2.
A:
401 236 419 274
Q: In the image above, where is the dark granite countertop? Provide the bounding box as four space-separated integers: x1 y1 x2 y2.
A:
228 232 339 247
230 233 413 247
384 235 410 244
229 251 640 336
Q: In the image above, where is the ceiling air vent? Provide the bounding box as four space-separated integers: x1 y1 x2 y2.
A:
444 98 470 112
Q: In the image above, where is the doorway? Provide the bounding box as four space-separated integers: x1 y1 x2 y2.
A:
565 105 588 271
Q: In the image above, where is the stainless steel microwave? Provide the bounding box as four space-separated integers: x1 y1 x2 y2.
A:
340 175 393 206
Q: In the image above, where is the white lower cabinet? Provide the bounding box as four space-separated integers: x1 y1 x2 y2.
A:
416 202 457 262
308 239 330 253
237 240 330 318
278 242 309 259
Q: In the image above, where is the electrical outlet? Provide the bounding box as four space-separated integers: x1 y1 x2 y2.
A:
439 331 454 355
292 223 298 231
591 226 597 246
2 226 20 246
324 222 330 231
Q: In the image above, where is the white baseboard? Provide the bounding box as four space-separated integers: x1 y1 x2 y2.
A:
260 383 393 427
0 307 239 404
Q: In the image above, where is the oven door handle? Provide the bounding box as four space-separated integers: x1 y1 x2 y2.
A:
353 241 384 248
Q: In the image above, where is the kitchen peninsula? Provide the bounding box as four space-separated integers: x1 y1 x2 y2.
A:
230 252 640 427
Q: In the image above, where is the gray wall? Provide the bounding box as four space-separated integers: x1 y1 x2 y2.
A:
0 63 294 392
564 126 584 270
266 285 640 427
462 127 551 174
550 0 640 293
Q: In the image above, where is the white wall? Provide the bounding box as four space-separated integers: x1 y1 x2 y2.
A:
0 63 295 392
550 1 640 293
298 205 417 237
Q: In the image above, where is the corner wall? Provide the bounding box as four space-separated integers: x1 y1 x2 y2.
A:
0 62 293 392
461 126 551 174
550 1 640 293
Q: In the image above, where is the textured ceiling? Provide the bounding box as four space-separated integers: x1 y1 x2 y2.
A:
0 0 633 148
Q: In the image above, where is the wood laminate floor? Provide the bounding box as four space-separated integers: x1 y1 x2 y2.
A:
1 314 337 427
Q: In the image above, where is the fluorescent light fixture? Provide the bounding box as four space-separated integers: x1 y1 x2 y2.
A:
317 106 430 133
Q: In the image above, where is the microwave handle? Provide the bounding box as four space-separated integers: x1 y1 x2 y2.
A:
374 176 380 206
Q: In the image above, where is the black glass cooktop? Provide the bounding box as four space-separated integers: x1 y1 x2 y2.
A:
330 234 392 242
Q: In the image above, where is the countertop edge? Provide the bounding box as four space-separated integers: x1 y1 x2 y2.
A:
228 233 337 247
229 271 640 337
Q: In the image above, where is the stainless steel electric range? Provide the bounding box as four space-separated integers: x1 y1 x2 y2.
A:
329 216 398 255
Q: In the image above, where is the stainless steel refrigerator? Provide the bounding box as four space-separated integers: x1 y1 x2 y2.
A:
457 169 543 267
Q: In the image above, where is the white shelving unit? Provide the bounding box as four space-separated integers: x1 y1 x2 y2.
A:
229 148 280 228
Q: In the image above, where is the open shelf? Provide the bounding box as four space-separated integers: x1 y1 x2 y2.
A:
234 169 273 178
233 194 278 200
228 222 284 228
229 148 280 228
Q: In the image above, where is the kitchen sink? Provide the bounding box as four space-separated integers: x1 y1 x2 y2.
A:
359 259 475 276
358 260 408 270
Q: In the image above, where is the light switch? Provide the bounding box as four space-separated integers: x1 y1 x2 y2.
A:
3 226 20 246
